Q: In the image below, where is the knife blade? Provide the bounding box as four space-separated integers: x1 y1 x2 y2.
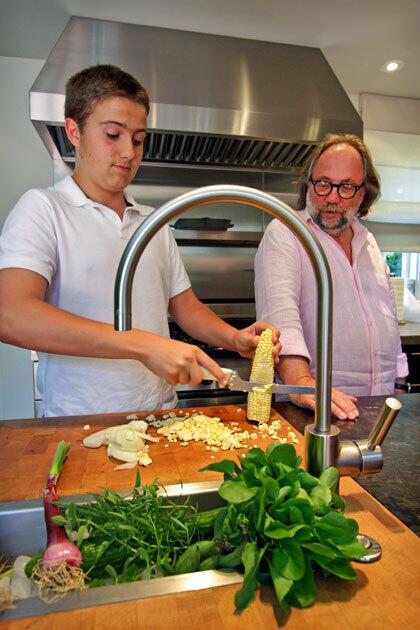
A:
201 368 315 395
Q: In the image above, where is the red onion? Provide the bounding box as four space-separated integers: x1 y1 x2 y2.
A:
41 441 82 569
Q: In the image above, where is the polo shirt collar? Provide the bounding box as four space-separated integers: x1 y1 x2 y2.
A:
54 176 155 216
55 176 89 207
124 193 155 216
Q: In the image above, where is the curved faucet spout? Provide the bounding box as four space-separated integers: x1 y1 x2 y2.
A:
114 184 333 435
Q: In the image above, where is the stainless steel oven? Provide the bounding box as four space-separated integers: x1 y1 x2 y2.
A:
163 201 260 405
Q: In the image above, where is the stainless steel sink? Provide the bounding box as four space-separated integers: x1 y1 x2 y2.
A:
0 481 243 621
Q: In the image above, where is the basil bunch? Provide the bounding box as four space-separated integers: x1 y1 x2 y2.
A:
201 443 366 611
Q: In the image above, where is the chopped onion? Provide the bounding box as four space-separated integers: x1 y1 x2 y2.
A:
84 420 157 467
114 462 137 471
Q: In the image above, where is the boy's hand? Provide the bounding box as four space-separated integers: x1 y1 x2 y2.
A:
136 333 227 387
231 321 281 362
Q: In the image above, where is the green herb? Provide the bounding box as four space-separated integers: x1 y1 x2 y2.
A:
54 472 201 583
201 444 367 611
44 444 366 614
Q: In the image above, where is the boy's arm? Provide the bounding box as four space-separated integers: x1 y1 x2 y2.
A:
169 287 280 360
0 268 225 385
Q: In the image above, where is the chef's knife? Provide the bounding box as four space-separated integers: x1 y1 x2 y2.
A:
201 368 315 395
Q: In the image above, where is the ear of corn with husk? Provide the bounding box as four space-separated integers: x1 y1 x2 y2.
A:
246 329 274 424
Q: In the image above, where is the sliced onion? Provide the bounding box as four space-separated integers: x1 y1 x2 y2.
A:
114 462 137 471
127 420 148 432
107 443 139 462
139 433 160 443
83 421 149 449
82 428 110 448
113 428 144 452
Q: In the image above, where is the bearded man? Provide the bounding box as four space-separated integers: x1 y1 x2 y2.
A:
255 133 408 420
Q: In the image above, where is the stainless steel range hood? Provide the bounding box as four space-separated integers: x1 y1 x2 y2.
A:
30 16 362 189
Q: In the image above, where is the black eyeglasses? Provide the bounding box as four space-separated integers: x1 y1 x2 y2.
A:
310 178 364 199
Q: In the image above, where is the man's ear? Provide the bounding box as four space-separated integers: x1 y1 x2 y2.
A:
64 117 81 147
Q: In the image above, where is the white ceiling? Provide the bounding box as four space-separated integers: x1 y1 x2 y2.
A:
2 0 420 99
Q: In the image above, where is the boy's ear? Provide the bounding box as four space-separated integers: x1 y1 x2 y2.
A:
64 117 81 147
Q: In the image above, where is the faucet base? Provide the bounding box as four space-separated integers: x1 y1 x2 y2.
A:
355 534 382 563
304 423 340 478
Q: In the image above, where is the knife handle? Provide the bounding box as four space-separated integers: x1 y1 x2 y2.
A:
200 367 233 382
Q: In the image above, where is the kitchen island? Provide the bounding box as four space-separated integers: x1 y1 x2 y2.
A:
1 397 419 628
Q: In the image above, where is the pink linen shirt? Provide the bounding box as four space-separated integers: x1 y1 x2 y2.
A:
254 210 408 396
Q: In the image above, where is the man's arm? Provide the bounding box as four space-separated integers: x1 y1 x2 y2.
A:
278 355 359 420
0 268 226 386
168 287 280 360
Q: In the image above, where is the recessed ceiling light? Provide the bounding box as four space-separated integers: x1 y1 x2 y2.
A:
381 59 404 73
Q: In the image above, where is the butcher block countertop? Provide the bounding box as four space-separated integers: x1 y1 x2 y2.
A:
1 403 420 629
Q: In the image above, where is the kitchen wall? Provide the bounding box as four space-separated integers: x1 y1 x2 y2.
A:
357 93 420 252
0 57 52 227
0 56 52 419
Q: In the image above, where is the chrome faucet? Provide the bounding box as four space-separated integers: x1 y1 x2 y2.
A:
114 185 401 481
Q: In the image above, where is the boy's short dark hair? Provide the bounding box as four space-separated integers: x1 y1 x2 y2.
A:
64 64 150 131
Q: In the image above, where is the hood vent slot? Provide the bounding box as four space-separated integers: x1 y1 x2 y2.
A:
144 132 315 169
49 124 314 171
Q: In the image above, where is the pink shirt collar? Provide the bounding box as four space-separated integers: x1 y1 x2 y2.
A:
299 208 370 264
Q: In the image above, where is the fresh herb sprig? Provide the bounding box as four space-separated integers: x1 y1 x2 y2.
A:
53 471 199 584
49 445 367 612
201 443 367 612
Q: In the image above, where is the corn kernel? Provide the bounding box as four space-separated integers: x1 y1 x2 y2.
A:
156 414 250 450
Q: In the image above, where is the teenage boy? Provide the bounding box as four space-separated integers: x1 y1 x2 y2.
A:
0 64 279 417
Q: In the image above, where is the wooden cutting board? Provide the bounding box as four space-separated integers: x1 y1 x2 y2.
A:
0 405 298 502
1 405 419 629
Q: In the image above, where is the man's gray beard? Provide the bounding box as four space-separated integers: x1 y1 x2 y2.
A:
307 201 358 236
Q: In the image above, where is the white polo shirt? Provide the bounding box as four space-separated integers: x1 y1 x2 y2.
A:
0 176 191 417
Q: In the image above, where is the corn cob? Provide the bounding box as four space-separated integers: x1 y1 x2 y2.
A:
247 328 274 424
